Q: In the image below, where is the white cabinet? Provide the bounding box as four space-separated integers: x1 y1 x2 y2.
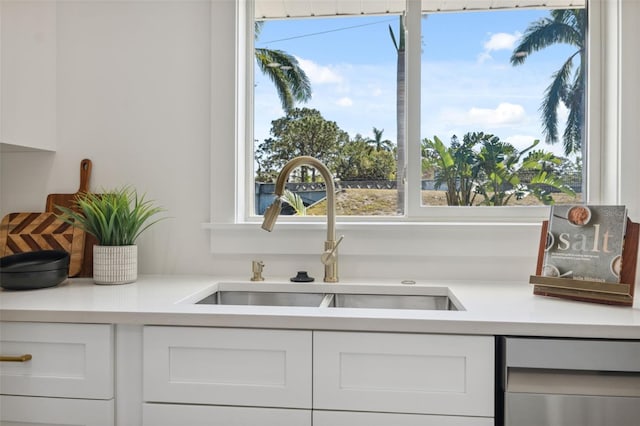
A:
142 326 494 425
1 322 495 425
0 1 57 151
0 395 114 426
313 410 494 426
313 331 494 418
0 322 115 426
143 326 312 408
0 322 114 399
143 403 310 426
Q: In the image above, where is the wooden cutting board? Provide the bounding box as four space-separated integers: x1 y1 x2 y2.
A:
45 158 96 278
0 212 85 277
46 159 92 214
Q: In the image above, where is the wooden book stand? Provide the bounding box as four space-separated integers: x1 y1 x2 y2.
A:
529 218 638 306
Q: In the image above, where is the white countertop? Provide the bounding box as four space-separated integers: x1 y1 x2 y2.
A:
1 275 639 339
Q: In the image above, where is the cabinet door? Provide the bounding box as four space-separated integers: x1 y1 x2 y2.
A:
313 410 494 426
0 322 114 399
0 395 114 426
143 326 312 408
0 1 56 151
313 331 494 417
143 403 310 426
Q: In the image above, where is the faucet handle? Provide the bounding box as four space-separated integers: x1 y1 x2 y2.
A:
321 235 344 266
250 260 265 281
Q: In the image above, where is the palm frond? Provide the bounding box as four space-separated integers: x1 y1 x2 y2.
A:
255 48 311 111
281 190 307 216
388 25 399 51
540 56 574 144
511 9 585 159
511 10 584 65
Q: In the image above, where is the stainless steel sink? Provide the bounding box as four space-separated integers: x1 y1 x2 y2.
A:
325 293 458 311
197 290 327 307
194 285 461 311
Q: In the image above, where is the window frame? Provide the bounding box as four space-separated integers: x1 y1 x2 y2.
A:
247 0 597 223
206 0 623 257
405 0 579 222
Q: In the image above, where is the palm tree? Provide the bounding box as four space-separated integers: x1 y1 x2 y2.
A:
389 16 406 214
510 9 586 156
255 22 312 112
367 127 394 152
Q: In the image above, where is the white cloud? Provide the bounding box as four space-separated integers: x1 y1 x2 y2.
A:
440 102 526 128
484 32 520 52
470 102 526 126
336 97 353 107
478 31 521 63
297 58 343 84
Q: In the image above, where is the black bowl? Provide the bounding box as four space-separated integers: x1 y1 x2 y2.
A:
1 250 70 290
1 250 70 272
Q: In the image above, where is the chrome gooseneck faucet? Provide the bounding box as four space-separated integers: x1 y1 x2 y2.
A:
261 156 343 283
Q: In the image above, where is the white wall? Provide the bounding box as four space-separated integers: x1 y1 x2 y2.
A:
1 1 639 294
1 0 213 274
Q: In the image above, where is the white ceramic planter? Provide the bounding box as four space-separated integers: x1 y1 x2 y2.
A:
93 245 137 285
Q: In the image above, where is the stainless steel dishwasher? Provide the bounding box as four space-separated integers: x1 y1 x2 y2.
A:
499 337 640 426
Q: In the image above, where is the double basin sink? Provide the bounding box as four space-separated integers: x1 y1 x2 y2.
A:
190 282 462 311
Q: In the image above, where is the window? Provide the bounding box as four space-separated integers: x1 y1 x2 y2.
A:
248 0 588 223
208 0 630 263
252 12 403 217
419 8 584 209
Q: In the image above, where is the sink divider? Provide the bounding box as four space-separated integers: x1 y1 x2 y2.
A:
319 293 334 308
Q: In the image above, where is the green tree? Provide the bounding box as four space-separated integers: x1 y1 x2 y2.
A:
473 133 516 206
367 127 394 152
517 149 578 205
255 22 312 112
510 9 586 155
423 132 576 206
335 134 395 181
423 135 479 206
256 108 345 182
333 134 369 181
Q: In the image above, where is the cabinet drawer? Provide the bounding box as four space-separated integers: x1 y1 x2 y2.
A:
143 326 312 408
143 403 310 426
0 395 114 426
0 322 114 399
313 331 494 417
313 410 494 426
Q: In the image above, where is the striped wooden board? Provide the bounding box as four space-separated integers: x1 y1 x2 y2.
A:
0 212 85 277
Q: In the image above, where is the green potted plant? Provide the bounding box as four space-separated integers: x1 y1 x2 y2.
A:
57 186 165 285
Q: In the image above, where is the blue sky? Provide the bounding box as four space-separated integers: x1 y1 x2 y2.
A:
254 9 579 159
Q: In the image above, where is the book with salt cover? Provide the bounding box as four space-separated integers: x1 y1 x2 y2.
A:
542 205 627 283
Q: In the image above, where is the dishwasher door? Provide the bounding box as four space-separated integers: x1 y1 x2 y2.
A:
501 337 640 426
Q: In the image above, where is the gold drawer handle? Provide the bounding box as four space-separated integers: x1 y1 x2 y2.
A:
0 354 33 362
